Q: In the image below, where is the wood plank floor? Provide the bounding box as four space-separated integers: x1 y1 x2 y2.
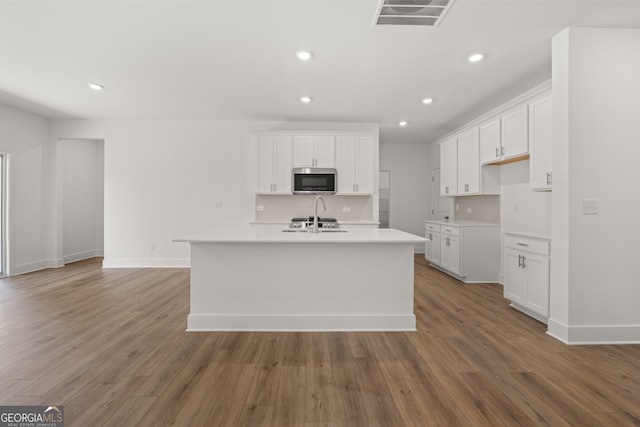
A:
0 256 639 426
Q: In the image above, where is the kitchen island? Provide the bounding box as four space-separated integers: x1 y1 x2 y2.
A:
175 228 426 331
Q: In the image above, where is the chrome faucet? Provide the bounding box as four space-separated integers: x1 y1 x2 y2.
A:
312 195 326 233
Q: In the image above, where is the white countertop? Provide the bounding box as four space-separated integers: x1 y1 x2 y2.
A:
250 220 380 225
175 227 426 244
424 219 499 227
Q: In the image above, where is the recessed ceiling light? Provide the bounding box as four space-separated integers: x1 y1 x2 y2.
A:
300 96 312 103
87 83 104 91
467 53 484 63
422 97 434 104
398 121 408 126
296 50 312 61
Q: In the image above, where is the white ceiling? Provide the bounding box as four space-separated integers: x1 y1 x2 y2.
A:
2 0 640 144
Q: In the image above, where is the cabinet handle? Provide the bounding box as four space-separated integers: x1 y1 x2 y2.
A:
429 233 432 240
522 256 527 268
465 183 469 192
446 237 450 246
518 255 522 268
546 172 552 185
501 146 505 155
445 186 449 194
496 147 499 158
516 242 529 247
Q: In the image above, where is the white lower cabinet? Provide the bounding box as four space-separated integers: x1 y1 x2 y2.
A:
503 233 551 323
440 232 461 276
424 223 441 264
424 221 499 283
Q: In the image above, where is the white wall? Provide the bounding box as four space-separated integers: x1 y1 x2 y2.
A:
0 104 50 275
550 27 640 344
380 143 430 250
49 120 378 267
59 139 104 263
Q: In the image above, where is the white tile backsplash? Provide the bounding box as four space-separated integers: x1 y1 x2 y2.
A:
454 195 500 223
255 195 373 221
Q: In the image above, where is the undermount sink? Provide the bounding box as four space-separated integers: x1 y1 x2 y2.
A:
282 229 348 233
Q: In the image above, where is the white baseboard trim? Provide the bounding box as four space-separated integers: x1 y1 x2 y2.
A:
63 249 102 264
102 258 190 268
12 258 64 276
547 318 640 345
187 314 417 332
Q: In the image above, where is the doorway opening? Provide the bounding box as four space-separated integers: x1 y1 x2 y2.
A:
58 139 104 264
431 168 450 220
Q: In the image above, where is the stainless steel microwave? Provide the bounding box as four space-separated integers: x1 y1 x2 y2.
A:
292 168 337 194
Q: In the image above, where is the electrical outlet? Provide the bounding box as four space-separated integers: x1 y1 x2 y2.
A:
150 243 156 252
583 199 599 215
214 200 223 208
256 205 264 211
466 208 472 214
343 207 351 213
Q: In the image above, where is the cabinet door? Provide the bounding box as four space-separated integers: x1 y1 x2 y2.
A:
523 253 550 317
273 136 293 193
315 135 335 168
440 138 457 196
529 96 553 190
257 136 275 193
355 136 374 194
257 135 292 194
504 248 526 304
336 135 373 194
425 231 441 265
480 119 501 164
457 127 480 195
292 135 315 167
440 234 460 275
293 135 335 168
501 106 528 159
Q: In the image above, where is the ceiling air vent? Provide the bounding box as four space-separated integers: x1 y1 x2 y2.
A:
374 0 455 27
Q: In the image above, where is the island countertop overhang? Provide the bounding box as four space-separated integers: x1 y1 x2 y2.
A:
175 227 426 244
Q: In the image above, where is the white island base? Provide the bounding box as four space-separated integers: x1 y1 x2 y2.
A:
177 228 425 332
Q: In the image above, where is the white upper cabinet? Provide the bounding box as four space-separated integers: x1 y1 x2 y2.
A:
257 135 293 194
440 138 458 196
441 128 499 197
501 106 529 160
292 135 335 168
529 95 553 191
457 127 481 195
480 119 501 164
480 105 529 165
335 135 374 194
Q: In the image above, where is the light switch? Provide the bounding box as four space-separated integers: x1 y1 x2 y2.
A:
583 199 599 215
214 201 223 208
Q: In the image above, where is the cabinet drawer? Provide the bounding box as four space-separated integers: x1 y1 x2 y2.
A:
505 235 550 256
425 223 441 233
441 225 460 236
